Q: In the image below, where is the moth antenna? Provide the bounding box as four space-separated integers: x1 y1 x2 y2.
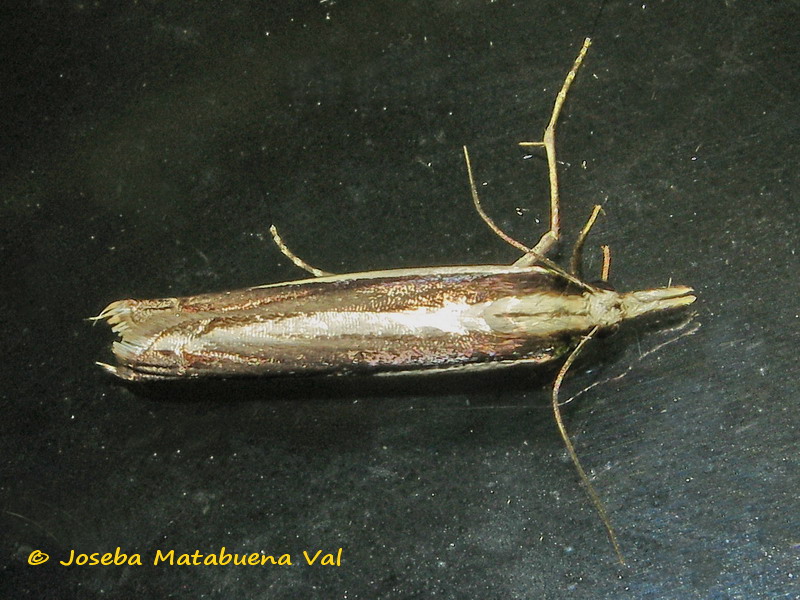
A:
269 224 334 277
559 316 700 409
551 324 625 565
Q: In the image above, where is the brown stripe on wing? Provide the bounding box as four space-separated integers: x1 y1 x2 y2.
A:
167 328 572 376
179 270 576 316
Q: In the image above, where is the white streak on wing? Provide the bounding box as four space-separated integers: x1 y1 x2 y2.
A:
195 300 493 348
383 300 492 335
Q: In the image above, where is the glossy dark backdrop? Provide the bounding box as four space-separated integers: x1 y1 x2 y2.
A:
2 1 797 598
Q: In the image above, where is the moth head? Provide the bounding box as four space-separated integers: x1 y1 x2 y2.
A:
618 286 696 320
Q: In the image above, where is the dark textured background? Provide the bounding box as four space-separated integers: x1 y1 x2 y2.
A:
2 1 798 598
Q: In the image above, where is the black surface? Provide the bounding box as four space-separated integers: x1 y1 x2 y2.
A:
2 1 798 598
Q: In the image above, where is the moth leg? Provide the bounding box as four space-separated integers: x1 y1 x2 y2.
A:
269 225 334 277
463 145 530 254
600 245 611 283
568 204 603 278
463 145 593 289
515 37 592 268
551 324 625 565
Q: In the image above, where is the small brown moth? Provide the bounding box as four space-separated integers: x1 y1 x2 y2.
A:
95 38 695 563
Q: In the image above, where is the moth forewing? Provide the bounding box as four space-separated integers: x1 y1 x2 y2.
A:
96 263 693 383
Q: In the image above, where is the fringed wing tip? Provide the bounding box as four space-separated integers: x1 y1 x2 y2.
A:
96 362 120 377
94 300 147 378
90 300 137 334
96 361 145 382
88 302 122 325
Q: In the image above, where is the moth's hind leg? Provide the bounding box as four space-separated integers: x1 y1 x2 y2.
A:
515 37 592 268
269 225 334 277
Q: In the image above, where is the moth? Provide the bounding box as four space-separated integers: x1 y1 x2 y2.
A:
95 38 695 563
